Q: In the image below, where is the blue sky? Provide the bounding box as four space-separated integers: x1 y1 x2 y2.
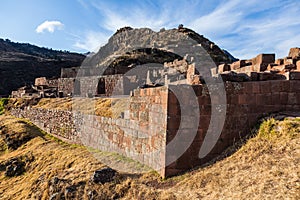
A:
1 0 299 59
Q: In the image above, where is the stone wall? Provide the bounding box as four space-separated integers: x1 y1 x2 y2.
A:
10 86 168 176
58 74 123 97
48 79 59 88
11 108 82 142
58 78 74 96
217 49 300 75
165 80 300 176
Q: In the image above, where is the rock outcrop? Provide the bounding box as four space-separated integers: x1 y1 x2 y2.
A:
84 26 236 74
91 167 117 184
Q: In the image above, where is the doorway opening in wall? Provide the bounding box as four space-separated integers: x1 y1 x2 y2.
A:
97 78 106 95
74 79 81 95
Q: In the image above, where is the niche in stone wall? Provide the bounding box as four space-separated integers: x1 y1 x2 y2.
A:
97 78 106 95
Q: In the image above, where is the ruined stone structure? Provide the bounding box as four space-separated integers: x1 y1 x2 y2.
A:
10 78 300 177
11 77 58 98
216 48 300 76
9 26 300 177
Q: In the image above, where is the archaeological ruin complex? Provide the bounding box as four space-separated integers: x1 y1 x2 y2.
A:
10 26 300 177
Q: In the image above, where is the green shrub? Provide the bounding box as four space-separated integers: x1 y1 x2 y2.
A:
258 117 300 140
257 118 277 139
0 98 9 115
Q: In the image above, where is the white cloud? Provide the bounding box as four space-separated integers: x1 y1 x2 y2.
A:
36 20 64 33
73 31 109 52
188 0 243 36
217 1 300 59
75 0 300 59
91 2 166 32
183 0 300 59
90 0 206 32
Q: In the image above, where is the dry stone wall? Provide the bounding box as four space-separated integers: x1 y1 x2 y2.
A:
10 86 168 176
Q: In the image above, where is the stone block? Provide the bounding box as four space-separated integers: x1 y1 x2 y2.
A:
288 93 298 105
220 71 250 82
35 77 48 86
275 58 284 65
290 80 300 92
258 72 286 81
253 63 269 72
264 94 273 105
252 54 275 66
238 94 248 104
250 72 259 81
242 82 253 94
267 63 278 71
271 64 296 72
230 60 248 70
235 65 253 73
288 71 300 80
284 57 294 65
270 80 282 92
258 81 271 93
280 81 290 92
248 94 257 105
251 82 260 93
288 47 300 59
218 63 231 73
297 60 300 71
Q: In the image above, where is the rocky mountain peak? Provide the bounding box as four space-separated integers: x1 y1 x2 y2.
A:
85 26 236 72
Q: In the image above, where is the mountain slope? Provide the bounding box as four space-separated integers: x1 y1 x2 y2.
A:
0 39 85 96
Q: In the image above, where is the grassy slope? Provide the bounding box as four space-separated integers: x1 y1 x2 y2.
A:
9 97 129 118
170 118 300 199
0 115 299 199
0 115 104 199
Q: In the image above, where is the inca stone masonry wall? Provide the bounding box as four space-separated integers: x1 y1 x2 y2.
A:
11 86 168 176
10 80 300 177
166 80 300 176
58 74 123 97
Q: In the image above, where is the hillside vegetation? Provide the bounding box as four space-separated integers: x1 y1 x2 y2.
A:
0 39 85 96
0 114 299 199
0 98 8 115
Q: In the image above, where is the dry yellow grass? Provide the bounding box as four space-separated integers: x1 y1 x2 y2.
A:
31 97 129 118
0 115 161 199
0 115 299 199
166 118 300 199
0 115 105 199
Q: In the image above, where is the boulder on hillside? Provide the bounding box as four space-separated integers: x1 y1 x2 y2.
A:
91 167 117 184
